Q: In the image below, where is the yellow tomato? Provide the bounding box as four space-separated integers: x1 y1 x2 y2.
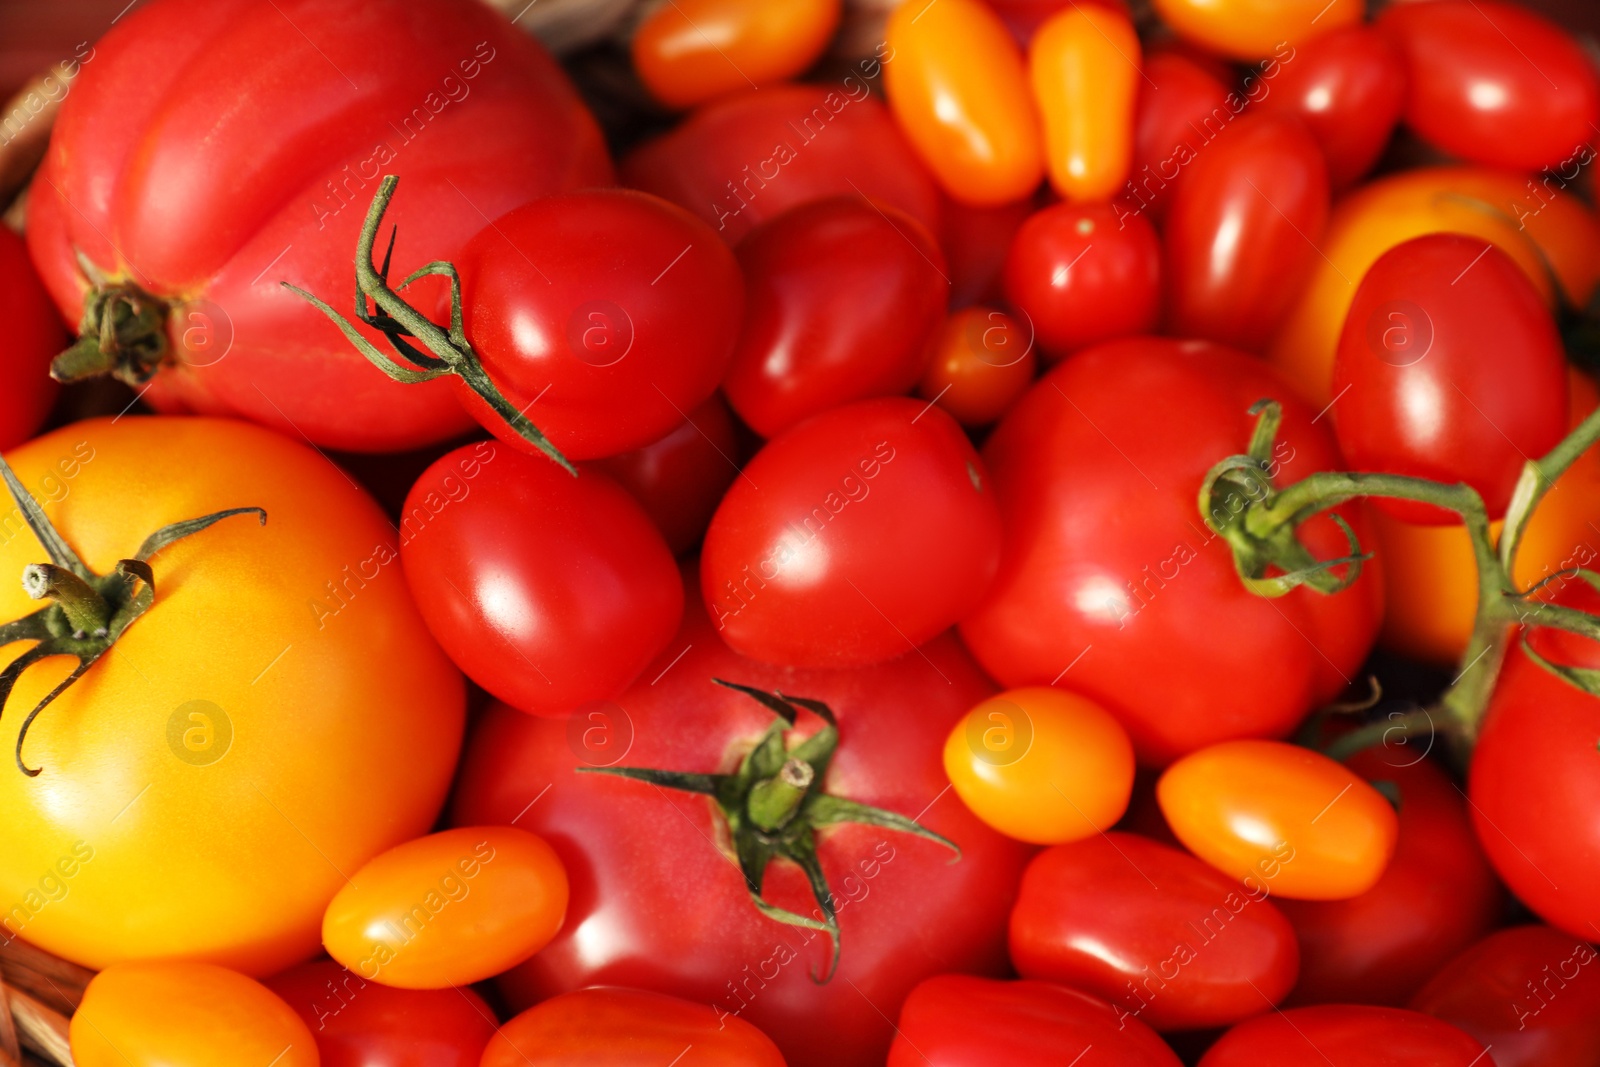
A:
918 307 1039 427
71 961 317 1067
944 686 1135 844
632 0 842 110
0 417 464 975
885 0 1043 205
322 825 568 989
1152 0 1361 61
1030 5 1140 202
1158 739 1399 900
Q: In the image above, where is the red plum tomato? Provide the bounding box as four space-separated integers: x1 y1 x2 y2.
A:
1198 1004 1491 1067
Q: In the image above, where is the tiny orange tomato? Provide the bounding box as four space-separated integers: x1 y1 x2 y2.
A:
1030 5 1140 202
918 307 1038 427
632 0 842 110
1151 0 1361 61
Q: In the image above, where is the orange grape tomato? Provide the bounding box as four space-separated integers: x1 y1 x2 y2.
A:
1029 5 1141 202
944 686 1135 844
322 826 568 989
632 0 842 110
71 961 317 1067
918 306 1039 426
884 0 1043 205
1152 0 1361 61
1157 740 1399 901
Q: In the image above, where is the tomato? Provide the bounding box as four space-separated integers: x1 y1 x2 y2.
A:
1253 25 1406 191
450 578 1031 1067
1118 50 1231 224
589 394 744 556
1278 752 1501 1007
722 197 948 439
1001 201 1161 361
26 0 610 453
1379 0 1600 173
0 225 66 451
266 959 498 1067
940 195 1036 309
1151 0 1361 61
633 0 842 110
884 0 1043 206
917 307 1038 427
888 974 1182 1067
1332 233 1568 524
1198 1005 1490 1066
399 441 682 716
1164 113 1330 352
483 987 786 1067
944 687 1134 844
71 961 316 1067
623 84 942 247
0 417 463 975
702 397 1001 669
1009 832 1299 1030
1411 925 1600 1067
1030 5 1140 202
959 337 1382 765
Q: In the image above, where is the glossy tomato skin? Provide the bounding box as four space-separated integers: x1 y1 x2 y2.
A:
1199 1005 1490 1066
623 84 942 246
450 580 1032 1067
1164 114 1330 352
888 974 1182 1067
483 987 786 1067
1009 832 1300 1030
400 441 682 716
453 190 741 461
1332 233 1567 524
1029 5 1140 202
27 0 610 453
702 397 1001 668
1152 0 1360 60
959 337 1382 765
633 0 841 110
1411 925 1600 1067
723 197 949 438
1118 50 1231 224
1001 200 1160 360
0 225 66 450
917 307 1038 427
265 960 498 1067
1379 0 1600 172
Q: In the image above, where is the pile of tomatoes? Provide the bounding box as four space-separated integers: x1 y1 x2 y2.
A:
1 0 1600 1064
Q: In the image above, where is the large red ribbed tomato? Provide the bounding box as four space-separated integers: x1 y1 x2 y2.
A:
27 0 610 453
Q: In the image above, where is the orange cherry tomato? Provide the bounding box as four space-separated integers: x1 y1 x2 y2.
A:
1029 5 1140 202
632 0 842 110
1158 740 1400 901
322 826 568 989
944 687 1135 844
71 961 317 1067
1151 0 1361 61
917 307 1038 426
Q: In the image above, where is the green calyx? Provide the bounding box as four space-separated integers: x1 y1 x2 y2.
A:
581 679 959 981
0 452 264 776
51 280 171 386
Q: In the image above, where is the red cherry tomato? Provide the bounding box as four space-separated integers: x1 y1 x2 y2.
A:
400 441 683 716
1254 25 1406 191
623 84 942 246
1164 113 1330 352
959 337 1381 765
917 307 1038 427
1118 50 1232 224
888 974 1182 1067
1009 832 1300 1030
0 225 66 450
1332 233 1568 524
1199 1005 1491 1066
265 960 498 1067
1001 201 1161 361
702 397 1001 668
1379 0 1600 172
722 197 949 438
632 0 842 110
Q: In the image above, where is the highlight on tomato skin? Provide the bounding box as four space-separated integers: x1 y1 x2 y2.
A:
917 306 1039 427
632 0 842 110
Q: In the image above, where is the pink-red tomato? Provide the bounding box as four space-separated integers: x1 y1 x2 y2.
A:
1199 1005 1491 1066
1118 50 1232 223
0 224 66 449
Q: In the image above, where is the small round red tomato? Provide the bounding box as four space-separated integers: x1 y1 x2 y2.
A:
723 197 949 438
1254 25 1406 191
702 397 1001 668
917 307 1038 427
889 975 1182 1067
1152 0 1360 61
0 224 66 450
623 84 942 246
1199 1005 1490 1066
1001 201 1160 361
1411 925 1600 1067
1379 0 1600 172
1332 233 1567 524
632 0 841 110
266 960 498 1067
1010 832 1300 1030
1118 50 1232 223
400 442 682 716
1029 5 1140 202
1164 113 1330 352
484 987 786 1067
